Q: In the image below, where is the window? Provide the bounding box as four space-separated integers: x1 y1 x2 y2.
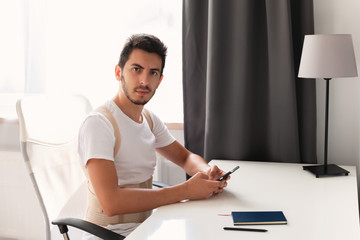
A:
0 0 25 119
0 0 183 123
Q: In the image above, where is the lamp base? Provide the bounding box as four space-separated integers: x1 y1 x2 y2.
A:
303 164 349 178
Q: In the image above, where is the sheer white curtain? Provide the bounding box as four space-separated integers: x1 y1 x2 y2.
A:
0 0 183 122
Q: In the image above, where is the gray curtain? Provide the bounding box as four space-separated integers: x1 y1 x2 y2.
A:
183 0 317 163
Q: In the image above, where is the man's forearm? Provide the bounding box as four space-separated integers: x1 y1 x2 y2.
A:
183 153 210 176
103 173 222 216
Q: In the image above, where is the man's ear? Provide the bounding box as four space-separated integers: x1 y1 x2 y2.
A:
157 75 164 87
115 65 121 81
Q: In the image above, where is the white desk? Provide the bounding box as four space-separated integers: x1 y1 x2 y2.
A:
126 160 360 240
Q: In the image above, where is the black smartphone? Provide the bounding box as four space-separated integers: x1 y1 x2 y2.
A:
216 166 240 181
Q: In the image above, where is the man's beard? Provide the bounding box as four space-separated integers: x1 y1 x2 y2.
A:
121 74 156 105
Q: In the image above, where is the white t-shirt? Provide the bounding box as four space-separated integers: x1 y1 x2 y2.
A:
78 100 175 239
78 100 175 185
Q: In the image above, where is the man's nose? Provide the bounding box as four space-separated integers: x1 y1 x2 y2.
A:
139 72 150 85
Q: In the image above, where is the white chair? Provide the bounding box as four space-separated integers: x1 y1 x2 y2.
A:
17 94 169 240
16 94 93 240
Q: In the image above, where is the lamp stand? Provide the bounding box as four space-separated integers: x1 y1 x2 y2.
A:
303 78 349 178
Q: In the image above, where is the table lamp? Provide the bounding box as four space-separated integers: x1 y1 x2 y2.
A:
298 34 358 177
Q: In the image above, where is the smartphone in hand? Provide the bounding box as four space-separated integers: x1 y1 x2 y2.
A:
216 166 240 181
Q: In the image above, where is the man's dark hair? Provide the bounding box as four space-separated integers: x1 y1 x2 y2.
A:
118 34 167 75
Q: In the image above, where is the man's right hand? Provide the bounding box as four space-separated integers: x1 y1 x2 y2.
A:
183 172 224 200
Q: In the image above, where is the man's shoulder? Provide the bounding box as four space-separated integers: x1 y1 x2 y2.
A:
82 111 113 130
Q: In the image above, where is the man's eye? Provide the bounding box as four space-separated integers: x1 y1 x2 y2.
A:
151 71 158 76
133 67 140 72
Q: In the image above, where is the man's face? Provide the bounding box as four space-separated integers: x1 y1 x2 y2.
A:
117 49 163 105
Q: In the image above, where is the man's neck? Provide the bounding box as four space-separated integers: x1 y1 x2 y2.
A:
112 94 144 123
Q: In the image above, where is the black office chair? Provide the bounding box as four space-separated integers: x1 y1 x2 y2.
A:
52 218 125 240
52 218 124 240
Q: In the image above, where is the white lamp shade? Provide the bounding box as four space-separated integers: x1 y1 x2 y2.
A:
298 34 358 78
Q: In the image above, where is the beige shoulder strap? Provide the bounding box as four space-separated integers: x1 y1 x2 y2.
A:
142 108 153 131
94 106 121 156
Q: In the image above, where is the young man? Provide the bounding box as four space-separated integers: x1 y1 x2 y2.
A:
78 34 228 238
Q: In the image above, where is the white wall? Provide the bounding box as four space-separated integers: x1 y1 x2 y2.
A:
314 0 360 191
0 151 44 240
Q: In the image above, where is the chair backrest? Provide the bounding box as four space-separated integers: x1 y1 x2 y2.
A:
16 94 92 240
